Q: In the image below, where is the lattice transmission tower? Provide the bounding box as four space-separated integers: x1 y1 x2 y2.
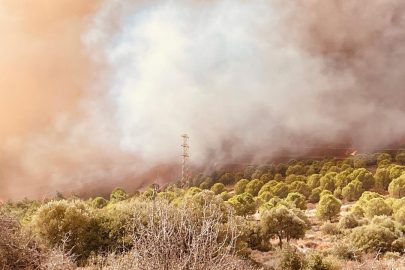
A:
181 134 190 187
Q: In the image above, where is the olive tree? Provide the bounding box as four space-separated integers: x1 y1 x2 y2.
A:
260 205 310 249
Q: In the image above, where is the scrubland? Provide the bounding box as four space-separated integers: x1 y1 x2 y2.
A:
3 151 405 269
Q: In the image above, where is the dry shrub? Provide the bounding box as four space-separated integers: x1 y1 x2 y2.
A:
39 244 76 270
320 222 340 235
0 211 41 269
93 191 255 270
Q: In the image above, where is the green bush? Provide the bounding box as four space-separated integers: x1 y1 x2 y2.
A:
277 245 303 270
320 221 339 235
199 177 213 190
350 216 402 253
374 168 391 190
245 179 264 196
308 187 322 203
92 197 107 209
307 174 322 189
389 175 405 198
260 205 310 249
289 181 311 198
316 195 341 221
271 182 289 199
110 188 128 203
234 179 249 195
227 193 256 216
337 213 358 230
342 180 364 201
285 192 307 210
210 183 227 195
31 200 91 255
364 198 392 219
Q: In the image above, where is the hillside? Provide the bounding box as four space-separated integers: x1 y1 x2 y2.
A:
2 151 405 269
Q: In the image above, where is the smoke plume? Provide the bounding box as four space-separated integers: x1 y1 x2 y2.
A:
2 0 405 199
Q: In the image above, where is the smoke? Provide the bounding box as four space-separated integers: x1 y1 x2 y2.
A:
2 0 405 199
86 0 405 161
0 0 141 200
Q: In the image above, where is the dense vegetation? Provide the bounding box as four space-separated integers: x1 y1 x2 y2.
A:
3 151 405 269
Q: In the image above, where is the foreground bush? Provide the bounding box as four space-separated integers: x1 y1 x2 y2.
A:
0 211 41 269
110 192 254 270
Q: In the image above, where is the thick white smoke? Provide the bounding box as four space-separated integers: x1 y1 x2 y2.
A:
85 0 348 165
3 0 405 199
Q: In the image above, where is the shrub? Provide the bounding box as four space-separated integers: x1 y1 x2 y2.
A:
342 180 364 201
320 190 332 197
110 188 128 203
92 197 108 209
220 191 233 201
305 252 341 270
350 169 375 190
277 245 303 270
245 179 264 196
243 165 256 180
364 198 392 219
392 197 405 213
0 211 42 269
377 153 392 164
337 213 358 230
234 172 244 183
394 206 405 225
124 193 255 270
274 173 284 182
396 153 405 165
375 168 391 190
227 193 256 216
320 222 339 235
211 183 227 195
330 242 359 261
316 195 341 221
31 200 91 256
218 173 235 185
286 165 305 176
307 174 322 189
389 175 405 198
389 165 405 181
260 205 310 249
309 187 322 203
234 179 249 195
258 180 278 196
285 192 307 210
186 187 202 196
289 181 311 198
199 177 214 190
350 217 402 253
320 173 337 192
260 173 272 183
259 191 274 202
271 182 289 199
